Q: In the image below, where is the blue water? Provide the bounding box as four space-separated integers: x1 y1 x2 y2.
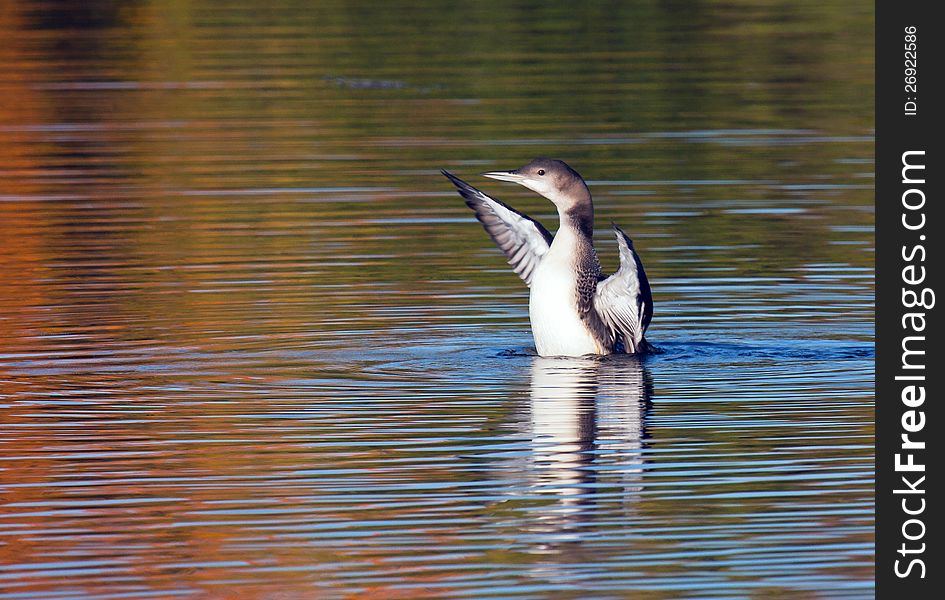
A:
0 0 874 597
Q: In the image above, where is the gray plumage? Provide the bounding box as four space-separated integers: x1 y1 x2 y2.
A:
443 159 653 356
441 169 552 285
594 225 653 353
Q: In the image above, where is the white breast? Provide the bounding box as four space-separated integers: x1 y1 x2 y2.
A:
528 230 603 357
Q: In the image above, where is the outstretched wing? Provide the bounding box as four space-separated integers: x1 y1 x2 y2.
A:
594 224 653 353
442 170 553 286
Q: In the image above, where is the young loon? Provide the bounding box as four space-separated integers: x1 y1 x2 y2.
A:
442 158 653 357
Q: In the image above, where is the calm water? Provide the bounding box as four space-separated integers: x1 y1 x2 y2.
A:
1 1 874 598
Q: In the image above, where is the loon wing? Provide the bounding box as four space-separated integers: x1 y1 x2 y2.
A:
443 170 553 286
594 224 653 353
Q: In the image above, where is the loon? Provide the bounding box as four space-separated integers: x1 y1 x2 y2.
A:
442 158 653 357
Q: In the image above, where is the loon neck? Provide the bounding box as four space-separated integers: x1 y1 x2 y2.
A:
549 204 598 268
560 200 594 241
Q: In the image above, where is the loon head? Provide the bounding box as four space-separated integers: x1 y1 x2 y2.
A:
482 158 591 212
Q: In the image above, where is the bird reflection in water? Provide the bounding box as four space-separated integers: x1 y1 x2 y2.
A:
523 355 652 552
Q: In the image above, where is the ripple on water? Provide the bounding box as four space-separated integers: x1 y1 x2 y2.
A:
1 0 873 596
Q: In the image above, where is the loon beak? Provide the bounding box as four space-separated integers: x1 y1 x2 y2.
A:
481 170 527 184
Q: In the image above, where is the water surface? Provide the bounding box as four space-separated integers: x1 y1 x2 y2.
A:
2 1 874 598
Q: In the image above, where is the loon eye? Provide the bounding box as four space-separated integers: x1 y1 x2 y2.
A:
537 169 545 176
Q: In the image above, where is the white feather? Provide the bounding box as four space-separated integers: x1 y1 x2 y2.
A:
529 227 603 357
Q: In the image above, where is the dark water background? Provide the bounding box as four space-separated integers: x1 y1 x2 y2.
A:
2 1 873 598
